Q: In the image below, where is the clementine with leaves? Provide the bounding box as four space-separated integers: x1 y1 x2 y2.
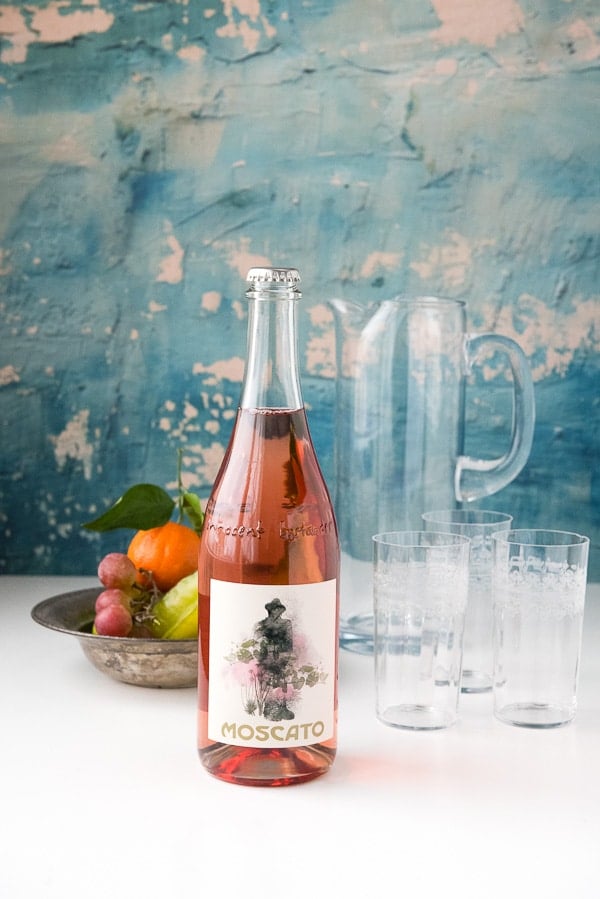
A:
127 521 200 593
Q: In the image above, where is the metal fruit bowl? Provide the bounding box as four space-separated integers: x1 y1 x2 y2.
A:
31 587 197 688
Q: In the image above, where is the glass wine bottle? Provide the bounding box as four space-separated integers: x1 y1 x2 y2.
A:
197 266 339 787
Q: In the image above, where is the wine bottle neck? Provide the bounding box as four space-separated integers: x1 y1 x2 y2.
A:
240 290 303 411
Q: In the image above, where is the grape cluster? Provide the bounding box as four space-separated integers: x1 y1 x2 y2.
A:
94 552 156 637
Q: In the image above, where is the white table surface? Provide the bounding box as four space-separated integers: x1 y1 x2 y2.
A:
2 575 600 899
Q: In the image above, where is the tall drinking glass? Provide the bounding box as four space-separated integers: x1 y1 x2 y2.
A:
422 509 513 693
492 529 589 728
373 531 470 730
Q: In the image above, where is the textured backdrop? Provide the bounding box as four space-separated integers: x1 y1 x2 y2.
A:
1 0 599 577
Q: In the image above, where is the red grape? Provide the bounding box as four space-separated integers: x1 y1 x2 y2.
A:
94 603 133 637
98 553 137 592
95 588 132 613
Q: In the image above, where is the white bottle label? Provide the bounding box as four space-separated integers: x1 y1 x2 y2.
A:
208 578 337 748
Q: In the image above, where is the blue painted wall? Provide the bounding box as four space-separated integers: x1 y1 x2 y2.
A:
1 1 598 577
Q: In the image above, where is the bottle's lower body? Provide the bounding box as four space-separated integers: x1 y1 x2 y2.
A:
198 741 336 787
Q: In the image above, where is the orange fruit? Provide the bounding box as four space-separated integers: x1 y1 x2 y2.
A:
127 521 200 593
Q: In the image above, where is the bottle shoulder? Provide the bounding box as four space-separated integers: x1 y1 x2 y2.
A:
206 407 333 510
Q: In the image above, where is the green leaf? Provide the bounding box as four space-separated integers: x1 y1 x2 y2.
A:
82 484 175 533
305 670 320 687
181 491 204 533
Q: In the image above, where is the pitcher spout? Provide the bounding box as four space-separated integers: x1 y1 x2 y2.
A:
328 297 384 331
328 297 402 364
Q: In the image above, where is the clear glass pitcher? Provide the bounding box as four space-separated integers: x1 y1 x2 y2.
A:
329 296 535 653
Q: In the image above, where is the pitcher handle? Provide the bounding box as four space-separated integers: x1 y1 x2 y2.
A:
456 333 535 503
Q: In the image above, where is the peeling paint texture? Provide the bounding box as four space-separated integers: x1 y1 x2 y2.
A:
0 0 598 577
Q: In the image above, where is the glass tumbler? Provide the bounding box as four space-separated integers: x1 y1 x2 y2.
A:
492 529 589 728
373 531 470 730
422 509 513 693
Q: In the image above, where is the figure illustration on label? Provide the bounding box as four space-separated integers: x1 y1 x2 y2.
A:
255 599 295 720
225 595 328 723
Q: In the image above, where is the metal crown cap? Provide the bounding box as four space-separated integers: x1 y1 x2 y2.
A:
246 267 301 286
